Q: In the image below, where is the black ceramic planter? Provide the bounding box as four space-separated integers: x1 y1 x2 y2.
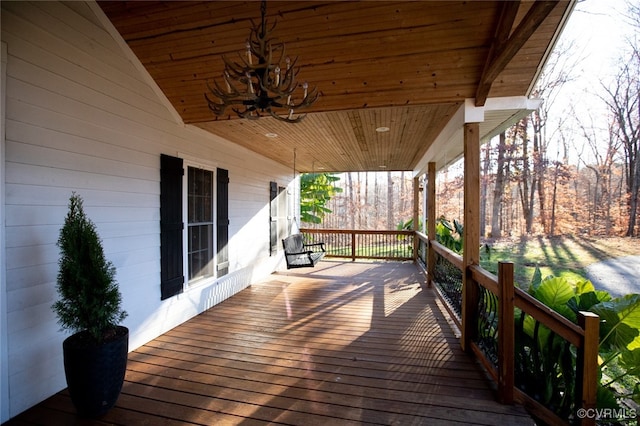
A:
62 326 129 417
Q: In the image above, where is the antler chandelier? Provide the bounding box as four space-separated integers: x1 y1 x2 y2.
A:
205 0 318 123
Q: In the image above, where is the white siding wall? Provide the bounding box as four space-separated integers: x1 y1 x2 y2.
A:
1 40 10 423
0 1 295 420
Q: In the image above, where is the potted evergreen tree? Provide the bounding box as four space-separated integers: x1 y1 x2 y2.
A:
52 193 128 417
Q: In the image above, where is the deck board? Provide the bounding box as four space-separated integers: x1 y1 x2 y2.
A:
4 261 533 425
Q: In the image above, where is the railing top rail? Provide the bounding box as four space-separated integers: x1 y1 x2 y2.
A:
514 287 585 346
430 240 463 269
468 263 584 346
469 264 499 295
300 228 414 235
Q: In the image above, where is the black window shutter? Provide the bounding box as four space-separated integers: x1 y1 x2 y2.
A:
269 181 278 255
160 154 184 300
216 168 229 277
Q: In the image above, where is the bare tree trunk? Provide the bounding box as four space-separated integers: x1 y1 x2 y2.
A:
374 173 379 228
491 132 507 238
400 171 406 215
601 42 640 236
364 172 369 228
586 166 601 233
387 172 394 229
480 140 491 237
515 118 534 234
357 172 362 229
629 158 640 236
348 172 355 229
550 162 559 235
532 110 547 233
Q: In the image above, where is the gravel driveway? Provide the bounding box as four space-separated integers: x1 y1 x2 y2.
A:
585 255 640 298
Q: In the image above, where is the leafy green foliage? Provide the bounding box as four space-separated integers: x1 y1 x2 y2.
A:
593 294 640 352
435 216 463 252
516 275 577 417
518 270 640 417
300 173 343 224
396 217 423 232
52 193 127 342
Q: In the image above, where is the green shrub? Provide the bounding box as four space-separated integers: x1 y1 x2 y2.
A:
52 193 127 342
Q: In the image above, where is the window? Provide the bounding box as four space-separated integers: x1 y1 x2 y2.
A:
269 181 290 255
187 167 214 282
160 155 229 299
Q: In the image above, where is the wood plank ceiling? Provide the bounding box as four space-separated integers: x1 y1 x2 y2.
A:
98 1 573 173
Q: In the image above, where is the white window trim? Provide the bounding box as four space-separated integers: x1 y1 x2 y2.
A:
182 160 218 289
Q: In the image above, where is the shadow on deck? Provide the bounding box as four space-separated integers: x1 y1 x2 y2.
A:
6 261 533 425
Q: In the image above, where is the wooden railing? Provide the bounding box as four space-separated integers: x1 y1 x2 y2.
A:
414 231 599 425
300 228 414 261
297 229 599 424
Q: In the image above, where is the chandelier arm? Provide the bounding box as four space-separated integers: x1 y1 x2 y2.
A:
279 59 299 91
209 78 236 99
222 56 250 78
206 93 250 117
269 107 293 122
276 73 298 97
204 93 225 115
288 87 319 109
205 0 317 122
269 108 305 123
236 107 261 120
249 27 263 58
212 76 251 102
235 51 253 71
222 73 245 97
206 92 254 113
276 60 298 92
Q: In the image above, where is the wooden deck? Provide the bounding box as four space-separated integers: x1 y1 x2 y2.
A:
6 261 533 426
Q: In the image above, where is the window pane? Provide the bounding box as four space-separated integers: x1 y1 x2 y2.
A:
187 166 214 283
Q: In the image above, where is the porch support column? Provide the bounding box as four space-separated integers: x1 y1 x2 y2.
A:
427 162 436 288
461 122 480 352
412 176 419 262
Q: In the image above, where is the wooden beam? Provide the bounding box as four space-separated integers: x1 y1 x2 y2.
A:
461 123 480 352
475 1 557 106
475 1 520 106
576 311 600 426
498 262 515 404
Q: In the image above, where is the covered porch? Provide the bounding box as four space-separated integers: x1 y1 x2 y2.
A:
6 261 532 425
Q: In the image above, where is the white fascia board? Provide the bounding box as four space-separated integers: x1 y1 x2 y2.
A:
484 96 542 112
413 102 466 176
481 96 542 141
413 96 541 177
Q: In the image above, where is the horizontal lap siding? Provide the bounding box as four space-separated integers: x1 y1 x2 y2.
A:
1 1 292 419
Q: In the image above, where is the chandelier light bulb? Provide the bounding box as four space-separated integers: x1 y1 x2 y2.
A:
246 41 252 65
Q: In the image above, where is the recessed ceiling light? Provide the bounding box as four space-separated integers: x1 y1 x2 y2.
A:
379 165 387 169
265 132 278 138
376 126 390 133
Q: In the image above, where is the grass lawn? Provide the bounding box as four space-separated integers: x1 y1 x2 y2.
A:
479 235 640 289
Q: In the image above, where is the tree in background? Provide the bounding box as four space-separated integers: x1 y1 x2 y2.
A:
602 6 640 236
488 132 508 238
320 172 415 230
300 173 343 225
